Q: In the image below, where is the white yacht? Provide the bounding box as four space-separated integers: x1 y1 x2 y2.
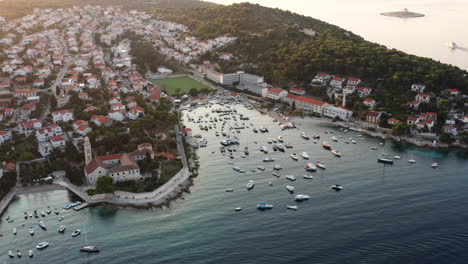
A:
290 153 299 161
332 149 341 157
225 188 234 192
13 228 17 235
272 171 281 177
304 163 317 172
72 230 81 237
246 180 255 190
294 194 310 201
234 207 242 211
408 159 416 163
394 156 401 159
277 136 284 142
257 166 266 171
29 227 34 236
301 152 310 159
432 163 438 168
331 136 338 142
316 162 326 170
303 175 314 179
38 220 46 230
59 225 66 233
257 202 274 210
331 184 343 191
28 250 33 258
16 250 22 258
286 185 295 192
36 242 49 250
59 216 64 221
301 132 310 140
273 164 282 170
287 205 298 210
8 250 14 258
286 175 296 181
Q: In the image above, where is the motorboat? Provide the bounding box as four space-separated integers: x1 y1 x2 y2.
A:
38 220 46 230
304 163 317 172
316 162 326 170
8 250 14 258
303 175 314 179
286 185 295 192
408 159 416 163
16 250 22 258
322 142 332 150
59 216 64 221
246 180 255 190
257 202 274 210
40 211 46 217
290 153 299 161
235 207 242 212
80 246 100 253
259 127 268 133
448 41 457 49
72 230 81 237
13 228 17 235
287 205 298 210
257 166 266 171
28 250 33 258
300 132 310 140
294 194 310 201
371 147 378 150
233 166 241 172
277 136 284 142
394 156 401 159
285 143 293 148
286 175 296 181
267 138 273 144
54 208 59 215
225 188 234 192
272 171 281 177
301 152 310 160
36 242 49 250
24 212 28 219
331 136 338 142
244 147 249 155
59 225 66 233
273 164 282 170
260 146 269 153
332 149 341 157
29 227 34 236
268 181 273 186
432 163 438 168
313 135 320 139
253 128 258 133
46 208 51 215
263 157 274 162
378 157 394 164
351 140 356 144
277 144 285 152
331 184 343 191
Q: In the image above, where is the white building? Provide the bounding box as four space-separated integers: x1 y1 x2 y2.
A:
323 105 353 121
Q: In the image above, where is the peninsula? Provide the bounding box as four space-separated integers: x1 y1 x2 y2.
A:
380 8 425 18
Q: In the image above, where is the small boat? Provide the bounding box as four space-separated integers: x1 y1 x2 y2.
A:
331 136 338 142
257 202 274 210
263 157 274 162
225 188 234 192
301 152 310 160
286 185 295 192
287 205 298 210
80 246 100 253
290 153 299 161
272 171 281 177
378 156 394 164
303 175 314 179
36 242 49 250
394 156 401 159
313 135 320 139
304 163 317 172
28 212 33 218
244 147 249 155
46 208 51 215
432 163 438 168
40 211 46 217
408 159 416 163
28 250 33 258
257 166 266 171
331 184 343 191
285 143 293 148
260 146 269 153
38 220 46 230
294 194 310 201
448 41 457 49
234 207 242 212
59 225 66 233
273 164 282 170
371 147 378 150
301 132 310 140
316 162 326 170
267 138 273 144
277 136 284 142
59 216 64 221
246 180 255 190
332 149 341 157
24 212 28 219
286 175 296 181
72 230 81 237
277 144 285 152
16 250 22 258
253 128 258 133
29 227 34 236
351 140 356 144
268 181 273 186
233 166 241 172
8 250 14 258
322 142 332 150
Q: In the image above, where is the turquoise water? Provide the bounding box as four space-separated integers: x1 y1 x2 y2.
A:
1 104 468 263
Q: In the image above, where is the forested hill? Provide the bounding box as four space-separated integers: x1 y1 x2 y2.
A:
153 3 468 93
0 0 215 19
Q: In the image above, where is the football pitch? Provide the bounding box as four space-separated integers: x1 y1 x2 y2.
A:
152 76 213 95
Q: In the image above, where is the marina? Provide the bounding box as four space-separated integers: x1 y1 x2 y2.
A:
1 98 468 263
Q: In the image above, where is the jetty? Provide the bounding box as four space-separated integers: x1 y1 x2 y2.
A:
73 203 89 211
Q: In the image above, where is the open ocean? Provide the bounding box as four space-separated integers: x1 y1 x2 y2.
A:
1 104 468 263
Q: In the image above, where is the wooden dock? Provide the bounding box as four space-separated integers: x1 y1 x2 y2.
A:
73 203 89 211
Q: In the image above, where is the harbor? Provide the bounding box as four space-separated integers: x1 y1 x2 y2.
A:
1 97 468 263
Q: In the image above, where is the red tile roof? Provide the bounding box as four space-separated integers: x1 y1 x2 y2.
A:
287 94 326 106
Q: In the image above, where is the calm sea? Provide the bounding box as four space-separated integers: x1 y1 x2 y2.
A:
1 104 468 263
210 0 468 71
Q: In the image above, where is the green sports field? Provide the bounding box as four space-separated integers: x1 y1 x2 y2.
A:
152 76 213 95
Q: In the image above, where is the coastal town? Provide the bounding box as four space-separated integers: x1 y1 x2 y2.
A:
0 5 468 211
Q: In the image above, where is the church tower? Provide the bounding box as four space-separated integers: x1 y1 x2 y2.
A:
84 136 93 165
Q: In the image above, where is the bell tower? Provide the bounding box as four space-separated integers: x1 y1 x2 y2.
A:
84 136 93 165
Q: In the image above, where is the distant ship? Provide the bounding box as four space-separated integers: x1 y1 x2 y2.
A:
381 8 424 18
447 41 457 49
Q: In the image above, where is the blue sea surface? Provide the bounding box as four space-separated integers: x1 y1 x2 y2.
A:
1 104 468 264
